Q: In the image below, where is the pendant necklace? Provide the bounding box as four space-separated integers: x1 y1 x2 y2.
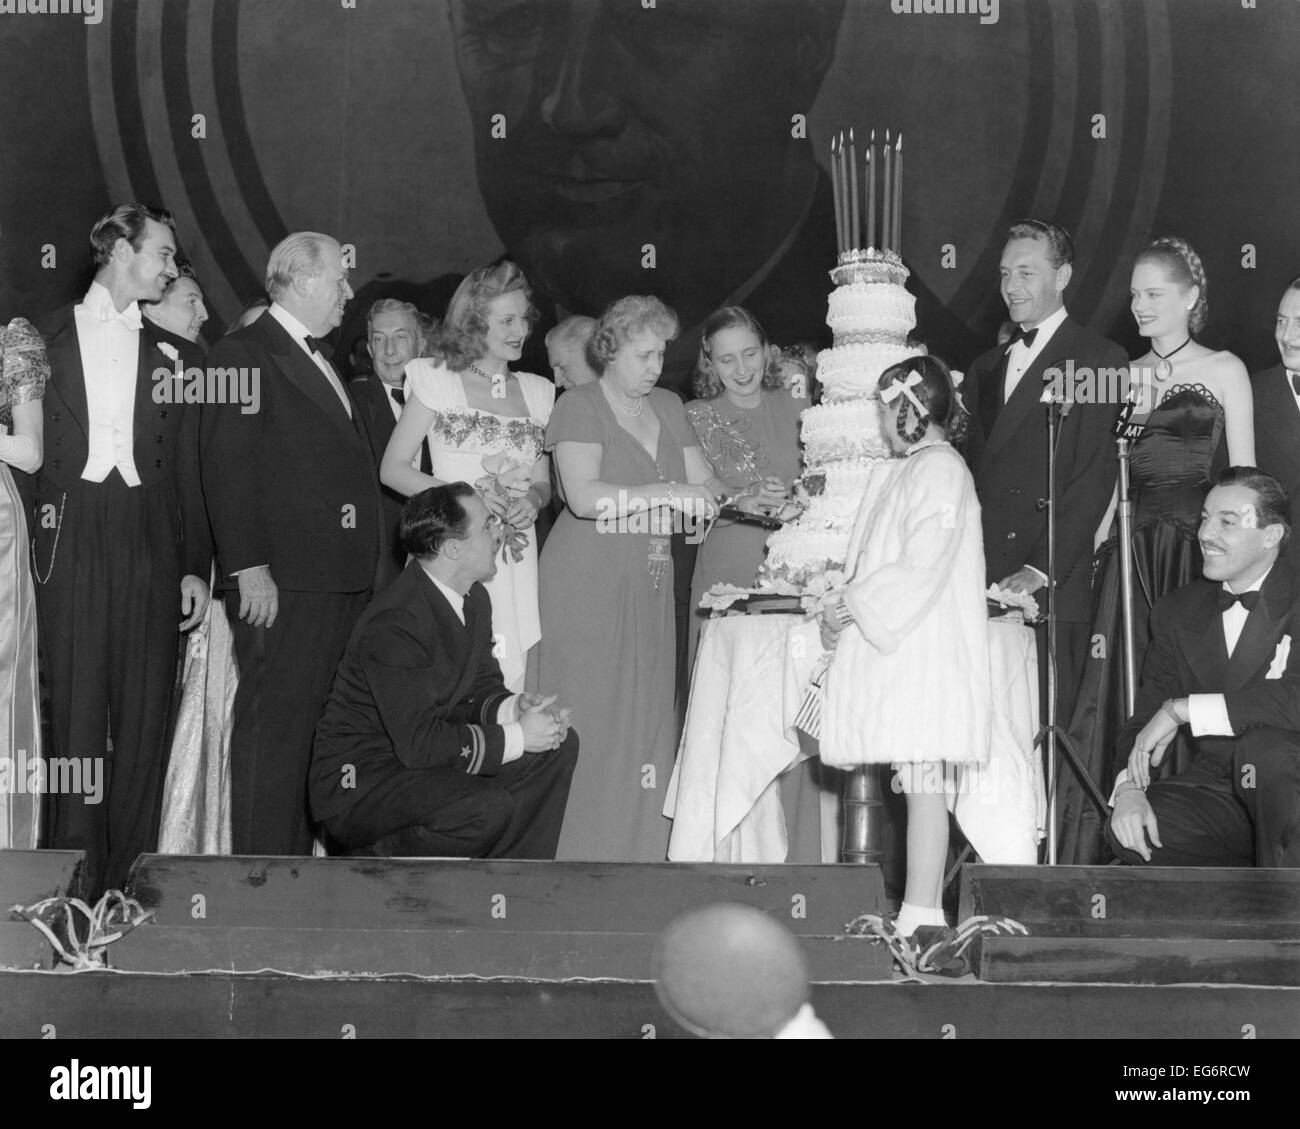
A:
469 361 508 399
1152 337 1191 382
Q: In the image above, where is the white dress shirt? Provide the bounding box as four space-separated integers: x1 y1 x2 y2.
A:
76 281 142 485
267 303 352 419
1186 566 1274 737
1003 303 1070 401
422 566 524 763
1111 566 1273 801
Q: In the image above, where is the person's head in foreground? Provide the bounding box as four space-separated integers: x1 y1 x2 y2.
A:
401 483 504 590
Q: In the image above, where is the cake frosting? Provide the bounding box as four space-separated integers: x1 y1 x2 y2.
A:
762 249 920 587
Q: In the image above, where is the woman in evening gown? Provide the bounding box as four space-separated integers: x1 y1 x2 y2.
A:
382 262 554 693
539 295 724 861
684 307 807 663
1059 237 1254 864
0 316 48 850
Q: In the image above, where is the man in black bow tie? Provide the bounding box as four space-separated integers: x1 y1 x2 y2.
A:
1109 467 1300 867
963 220 1127 849
349 298 432 590
1251 276 1300 570
201 232 381 855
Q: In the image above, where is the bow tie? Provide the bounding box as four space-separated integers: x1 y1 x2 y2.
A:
96 302 143 331
1006 325 1038 351
1217 588 1261 613
305 335 334 361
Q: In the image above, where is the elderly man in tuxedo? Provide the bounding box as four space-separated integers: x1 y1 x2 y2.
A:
964 220 1127 734
1251 277 1300 570
349 298 432 589
33 203 210 896
310 483 578 858
1109 468 1300 867
201 232 380 856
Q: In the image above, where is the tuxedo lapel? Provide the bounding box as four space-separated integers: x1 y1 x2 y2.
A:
1224 564 1294 691
1177 581 1231 691
134 324 171 434
44 307 89 437
981 318 1082 462
1255 367 1300 480
258 316 359 438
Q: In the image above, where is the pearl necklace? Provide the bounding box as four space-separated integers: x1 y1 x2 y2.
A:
602 380 645 417
468 361 509 399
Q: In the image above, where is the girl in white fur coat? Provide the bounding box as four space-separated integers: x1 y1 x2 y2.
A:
818 355 992 939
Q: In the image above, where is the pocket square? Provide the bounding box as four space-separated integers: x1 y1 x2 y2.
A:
1266 634 1291 680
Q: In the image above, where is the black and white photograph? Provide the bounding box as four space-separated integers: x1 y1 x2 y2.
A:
0 0 1296 1081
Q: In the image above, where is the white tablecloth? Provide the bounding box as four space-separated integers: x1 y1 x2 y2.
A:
664 613 1044 865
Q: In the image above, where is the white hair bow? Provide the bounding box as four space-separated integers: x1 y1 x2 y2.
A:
880 368 927 416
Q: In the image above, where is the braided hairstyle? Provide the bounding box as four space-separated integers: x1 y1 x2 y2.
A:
877 353 969 446
1137 236 1209 335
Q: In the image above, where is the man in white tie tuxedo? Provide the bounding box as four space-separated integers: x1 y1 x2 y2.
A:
1251 276 1300 570
32 203 211 897
201 232 381 855
1109 468 1300 867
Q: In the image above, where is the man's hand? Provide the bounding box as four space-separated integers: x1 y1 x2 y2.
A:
179 574 210 631
236 565 278 628
520 694 569 753
1128 700 1184 788
1110 787 1163 862
998 567 1047 596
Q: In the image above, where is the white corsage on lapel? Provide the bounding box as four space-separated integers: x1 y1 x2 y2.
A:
1266 634 1291 680
157 341 180 363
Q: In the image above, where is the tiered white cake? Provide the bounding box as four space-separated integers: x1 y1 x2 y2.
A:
763 250 919 587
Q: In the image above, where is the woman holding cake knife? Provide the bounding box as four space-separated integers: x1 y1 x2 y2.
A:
685 306 808 660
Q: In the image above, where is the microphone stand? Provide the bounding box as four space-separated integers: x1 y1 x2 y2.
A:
1037 384 1112 864
1115 411 1141 717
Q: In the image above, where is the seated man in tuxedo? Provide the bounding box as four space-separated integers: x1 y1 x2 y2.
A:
310 482 579 858
1109 468 1300 868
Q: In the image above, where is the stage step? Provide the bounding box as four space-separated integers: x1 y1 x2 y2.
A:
111 856 893 982
960 865 1300 986
959 865 1300 938
1 969 1294 1039
0 850 85 971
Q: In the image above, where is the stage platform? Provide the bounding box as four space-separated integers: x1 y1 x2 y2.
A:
2 851 1297 1038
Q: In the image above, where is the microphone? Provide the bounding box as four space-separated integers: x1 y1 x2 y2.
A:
1038 359 1074 418
1114 382 1146 441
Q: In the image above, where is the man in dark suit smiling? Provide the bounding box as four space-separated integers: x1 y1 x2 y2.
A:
1109 468 1300 867
310 484 578 858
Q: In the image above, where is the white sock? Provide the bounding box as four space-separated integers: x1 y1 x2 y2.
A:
895 902 948 938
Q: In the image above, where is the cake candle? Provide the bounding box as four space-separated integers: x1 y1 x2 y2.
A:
849 127 860 251
882 129 892 252
830 135 843 253
893 132 903 257
867 131 876 251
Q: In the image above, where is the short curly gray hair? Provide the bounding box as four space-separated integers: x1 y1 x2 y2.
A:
587 295 679 373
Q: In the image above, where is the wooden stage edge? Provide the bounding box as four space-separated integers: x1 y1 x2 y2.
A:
2 970 1296 1040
